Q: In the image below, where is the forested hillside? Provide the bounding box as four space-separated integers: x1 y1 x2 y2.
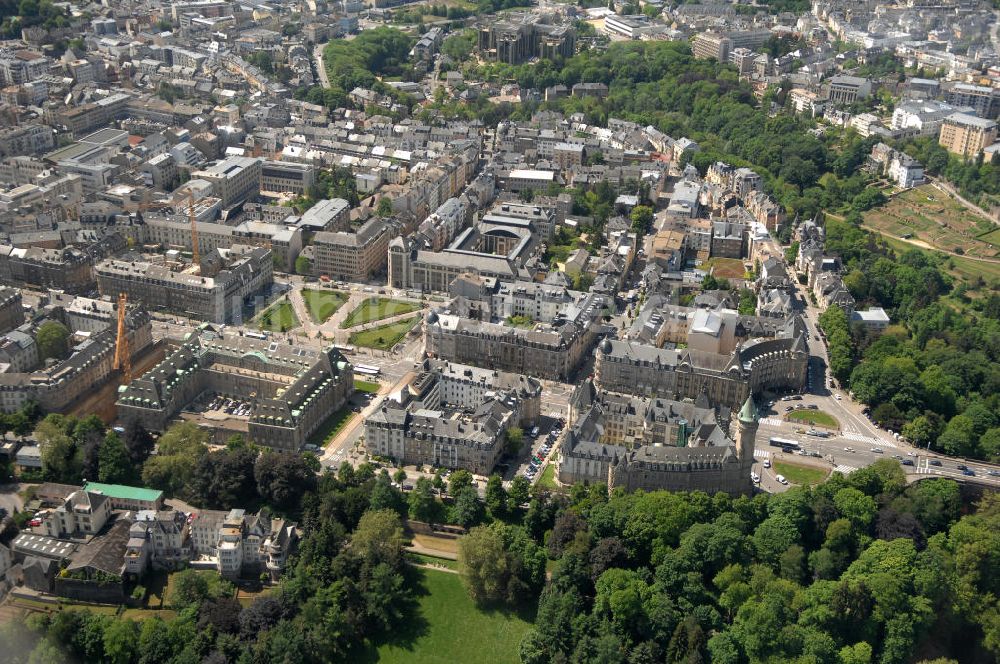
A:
4 462 998 663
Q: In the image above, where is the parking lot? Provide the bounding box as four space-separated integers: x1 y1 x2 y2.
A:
199 394 254 419
518 417 564 485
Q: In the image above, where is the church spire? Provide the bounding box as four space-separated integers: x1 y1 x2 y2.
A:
738 395 758 424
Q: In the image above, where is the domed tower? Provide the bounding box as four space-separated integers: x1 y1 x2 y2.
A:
736 395 759 466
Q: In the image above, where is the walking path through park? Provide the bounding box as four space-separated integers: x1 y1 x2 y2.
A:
929 177 996 224
286 287 427 344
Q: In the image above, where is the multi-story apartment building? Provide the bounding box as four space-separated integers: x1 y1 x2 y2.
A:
130 507 297 582
95 247 273 324
54 93 130 137
418 197 467 251
424 287 610 381
34 490 112 539
125 510 190 574
140 153 178 191
938 113 998 156
0 303 150 413
411 26 444 61
117 336 353 451
298 197 351 232
553 142 585 171
0 245 95 294
891 100 959 137
192 156 262 208
312 217 392 282
0 287 24 335
0 49 49 86
365 359 540 473
730 47 757 75
260 160 315 196
0 124 54 159
692 32 732 61
711 220 746 259
944 83 1000 120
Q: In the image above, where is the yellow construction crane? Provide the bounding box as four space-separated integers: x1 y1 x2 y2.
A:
187 189 200 268
113 292 132 384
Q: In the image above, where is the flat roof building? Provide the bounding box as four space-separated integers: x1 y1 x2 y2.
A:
939 113 998 156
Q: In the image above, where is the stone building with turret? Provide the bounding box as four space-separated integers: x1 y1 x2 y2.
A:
558 380 758 495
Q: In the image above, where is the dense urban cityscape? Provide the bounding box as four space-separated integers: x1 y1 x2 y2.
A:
0 0 996 660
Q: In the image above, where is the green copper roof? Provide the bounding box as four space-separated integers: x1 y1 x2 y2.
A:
83 482 163 502
738 396 758 424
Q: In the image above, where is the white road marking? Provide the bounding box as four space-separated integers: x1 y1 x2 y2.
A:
833 465 858 474
842 431 893 447
760 418 784 427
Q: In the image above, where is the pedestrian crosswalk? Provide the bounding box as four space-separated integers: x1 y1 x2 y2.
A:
842 431 893 447
833 464 858 474
753 449 770 459
760 418 784 427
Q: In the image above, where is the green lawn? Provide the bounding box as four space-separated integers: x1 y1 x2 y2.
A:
505 315 535 329
700 257 746 279
349 316 419 351
302 288 348 323
880 234 1000 284
257 301 299 332
536 463 560 492
773 461 829 486
341 297 422 328
307 406 356 448
354 379 381 394
408 552 459 570
785 409 839 429
370 568 533 664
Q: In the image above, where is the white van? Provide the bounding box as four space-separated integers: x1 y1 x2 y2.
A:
776 474 788 485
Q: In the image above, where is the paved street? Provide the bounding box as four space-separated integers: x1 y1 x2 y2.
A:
140 265 1000 495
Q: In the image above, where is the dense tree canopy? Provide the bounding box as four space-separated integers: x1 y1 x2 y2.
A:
813 214 1000 460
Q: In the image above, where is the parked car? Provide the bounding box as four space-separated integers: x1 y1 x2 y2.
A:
902 459 915 467
871 448 883 454
776 475 789 485
928 459 942 466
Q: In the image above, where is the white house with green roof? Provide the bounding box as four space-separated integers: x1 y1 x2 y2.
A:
83 482 164 512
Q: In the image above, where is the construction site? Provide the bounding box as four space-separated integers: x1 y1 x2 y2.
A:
0 291 156 420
